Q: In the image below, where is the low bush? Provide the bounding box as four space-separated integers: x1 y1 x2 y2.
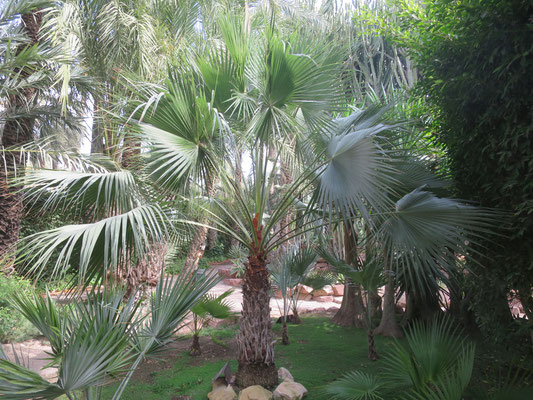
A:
0 274 39 343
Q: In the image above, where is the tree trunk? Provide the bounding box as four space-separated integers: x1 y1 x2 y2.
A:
367 330 378 360
229 151 243 250
0 10 43 270
281 319 289 345
183 178 217 274
235 252 277 388
332 222 366 328
91 97 105 154
118 136 165 295
207 227 217 251
190 333 201 356
374 273 403 338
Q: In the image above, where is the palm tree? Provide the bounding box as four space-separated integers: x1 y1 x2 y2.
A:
8 10 498 392
0 0 90 269
0 271 220 399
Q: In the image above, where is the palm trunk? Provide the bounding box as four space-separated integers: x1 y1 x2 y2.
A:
190 327 202 356
332 222 366 328
235 252 277 388
183 177 217 274
207 227 217 251
91 97 105 154
0 10 43 270
281 319 289 345
118 136 165 295
374 272 403 338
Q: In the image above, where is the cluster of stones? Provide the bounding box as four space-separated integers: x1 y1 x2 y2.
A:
207 367 308 400
273 284 344 304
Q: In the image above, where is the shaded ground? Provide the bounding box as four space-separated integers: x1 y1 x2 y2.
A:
102 313 390 400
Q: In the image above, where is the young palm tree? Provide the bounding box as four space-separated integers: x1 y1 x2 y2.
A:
0 271 220 399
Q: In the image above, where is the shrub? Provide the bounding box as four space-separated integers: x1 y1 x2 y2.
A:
0 274 39 343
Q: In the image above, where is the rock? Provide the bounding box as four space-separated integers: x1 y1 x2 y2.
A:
208 385 238 400
273 381 308 400
332 284 344 297
239 385 273 400
313 295 334 303
278 367 294 382
297 285 313 295
333 297 342 304
297 294 313 301
217 266 233 278
322 285 334 295
311 307 326 313
273 290 283 299
223 278 243 287
311 289 327 297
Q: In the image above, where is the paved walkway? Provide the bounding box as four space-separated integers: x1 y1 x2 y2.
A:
1 272 340 382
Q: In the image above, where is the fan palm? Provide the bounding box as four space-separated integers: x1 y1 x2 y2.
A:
270 244 317 344
0 271 220 400
323 318 476 400
9 12 499 391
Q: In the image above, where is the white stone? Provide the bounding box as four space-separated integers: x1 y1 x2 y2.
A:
273 381 308 400
277 367 294 382
239 385 273 400
208 385 238 400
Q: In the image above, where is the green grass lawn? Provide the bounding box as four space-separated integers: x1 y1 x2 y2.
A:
101 316 533 399
102 317 395 399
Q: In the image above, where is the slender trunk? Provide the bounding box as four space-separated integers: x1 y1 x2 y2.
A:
91 97 104 154
367 330 378 360
229 152 243 250
207 227 217 251
374 272 403 338
0 10 43 270
332 222 366 328
235 251 277 388
183 177 217 274
366 291 379 360
281 319 289 345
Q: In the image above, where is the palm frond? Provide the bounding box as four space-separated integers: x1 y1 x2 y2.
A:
15 205 170 284
323 371 385 400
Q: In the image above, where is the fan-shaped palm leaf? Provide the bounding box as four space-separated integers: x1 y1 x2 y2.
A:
15 204 170 284
323 371 386 400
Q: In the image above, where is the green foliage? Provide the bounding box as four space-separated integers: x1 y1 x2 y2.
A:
0 274 38 343
0 271 220 399
325 318 476 399
324 371 385 400
384 0 533 338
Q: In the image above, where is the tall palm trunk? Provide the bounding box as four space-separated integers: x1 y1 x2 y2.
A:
236 214 277 388
332 222 366 327
229 151 243 250
235 252 277 388
0 10 43 270
183 177 218 274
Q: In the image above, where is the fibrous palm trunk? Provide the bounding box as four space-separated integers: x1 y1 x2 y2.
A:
374 272 403 338
332 222 366 328
183 177 217 274
0 11 42 270
236 214 277 388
